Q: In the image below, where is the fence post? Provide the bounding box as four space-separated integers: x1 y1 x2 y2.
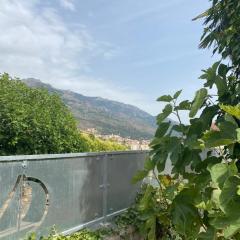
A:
102 154 108 223
17 160 27 233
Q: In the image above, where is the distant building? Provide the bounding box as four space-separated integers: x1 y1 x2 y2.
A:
85 128 150 150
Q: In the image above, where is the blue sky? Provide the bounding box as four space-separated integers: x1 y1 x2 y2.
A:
0 0 218 120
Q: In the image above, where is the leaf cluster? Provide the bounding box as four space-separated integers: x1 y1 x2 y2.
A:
133 2 240 236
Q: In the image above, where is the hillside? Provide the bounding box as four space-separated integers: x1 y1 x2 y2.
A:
22 78 157 139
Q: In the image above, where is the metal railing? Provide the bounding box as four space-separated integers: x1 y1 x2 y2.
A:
0 151 148 240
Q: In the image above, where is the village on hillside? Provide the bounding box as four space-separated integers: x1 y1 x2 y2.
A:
85 128 150 150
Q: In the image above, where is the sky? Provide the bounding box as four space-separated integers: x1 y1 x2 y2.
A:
0 0 219 121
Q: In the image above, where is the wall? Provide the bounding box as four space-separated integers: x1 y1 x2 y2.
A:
0 151 148 240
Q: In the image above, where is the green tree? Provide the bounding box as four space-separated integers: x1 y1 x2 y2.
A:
0 73 126 155
81 133 128 152
194 0 240 76
134 0 240 239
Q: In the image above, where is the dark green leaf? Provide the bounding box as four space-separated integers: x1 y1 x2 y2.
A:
157 95 173 102
171 189 201 238
198 227 217 240
157 104 173 123
218 63 229 78
202 121 238 148
189 88 208 118
175 100 191 110
132 170 148 184
173 90 182 99
155 121 170 138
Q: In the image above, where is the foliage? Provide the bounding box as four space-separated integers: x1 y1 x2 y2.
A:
0 74 127 155
24 228 113 240
193 0 240 76
81 133 128 152
133 0 240 239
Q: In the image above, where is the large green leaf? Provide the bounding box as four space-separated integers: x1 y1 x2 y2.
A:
173 148 201 174
201 121 238 148
173 90 182 99
175 100 191 111
146 215 156 240
223 219 240 239
189 88 208 118
155 121 171 138
220 104 240 120
195 156 221 173
166 137 182 165
199 62 220 89
144 157 155 171
199 105 219 131
198 226 217 240
132 170 149 184
171 189 201 238
219 176 240 215
157 95 173 102
208 163 238 188
155 152 168 172
210 214 240 239
157 104 173 123
218 63 229 78
215 76 227 97
218 176 240 238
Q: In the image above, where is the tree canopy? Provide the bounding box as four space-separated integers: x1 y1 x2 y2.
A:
0 73 127 155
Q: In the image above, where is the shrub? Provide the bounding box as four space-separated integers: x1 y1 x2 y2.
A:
133 0 240 239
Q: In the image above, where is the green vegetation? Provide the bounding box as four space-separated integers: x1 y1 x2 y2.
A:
133 0 240 239
81 133 128 152
25 228 114 240
0 73 127 155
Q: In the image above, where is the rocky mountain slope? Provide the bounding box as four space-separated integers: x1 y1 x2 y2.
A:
22 78 157 139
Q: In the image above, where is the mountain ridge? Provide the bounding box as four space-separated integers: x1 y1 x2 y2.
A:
22 78 157 139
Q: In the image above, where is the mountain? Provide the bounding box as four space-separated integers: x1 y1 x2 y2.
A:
22 78 157 139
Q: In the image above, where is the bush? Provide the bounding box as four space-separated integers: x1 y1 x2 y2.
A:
0 74 127 155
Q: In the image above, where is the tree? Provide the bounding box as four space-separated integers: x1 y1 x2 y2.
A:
134 1 240 239
194 0 240 76
0 73 126 155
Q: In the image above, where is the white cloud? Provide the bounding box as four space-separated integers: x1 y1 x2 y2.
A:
0 0 155 114
0 0 93 79
59 0 75 11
